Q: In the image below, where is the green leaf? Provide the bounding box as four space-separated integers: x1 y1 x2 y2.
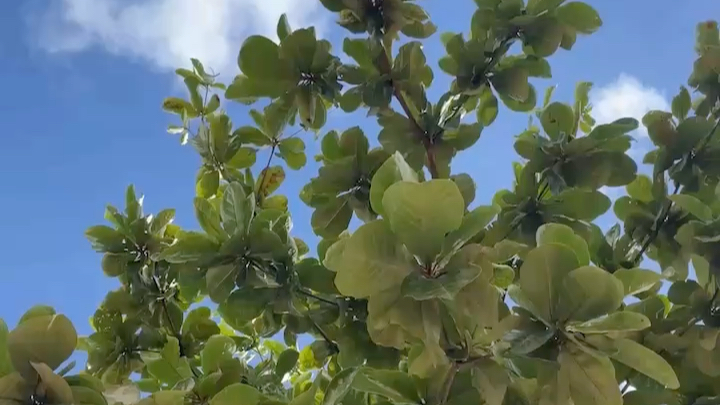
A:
613 268 663 296
441 205 499 257
31 362 74 405
517 244 580 322
18 306 56 325
671 86 691 120
451 173 476 208
275 349 299 377
238 35 284 80
401 253 483 301
669 194 713 221
143 337 193 386
234 126 272 146
311 197 353 238
156 232 219 263
0 320 11 378
559 343 621 405
535 223 590 266
194 198 227 242
206 265 238 304
556 266 624 322
323 220 414 298
555 2 602 34
85 226 125 253
541 102 575 139
201 335 236 373
8 314 77 380
321 367 359 405
196 167 220 198
217 288 273 330
477 92 499 126
221 183 251 236
369 152 419 217
382 180 466 262
471 358 510 405
278 137 307 170
444 123 483 151
568 312 651 334
608 338 680 389
277 13 292 40
626 175 654 203
227 147 257 169
152 391 186 405
289 383 318 405
352 368 422 404
545 189 611 221
210 383 261 405
295 258 339 295
150 209 176 235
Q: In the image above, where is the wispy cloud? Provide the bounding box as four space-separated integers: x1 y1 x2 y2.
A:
29 0 328 77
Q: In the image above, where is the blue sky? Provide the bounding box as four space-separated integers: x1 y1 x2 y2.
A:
1 0 719 336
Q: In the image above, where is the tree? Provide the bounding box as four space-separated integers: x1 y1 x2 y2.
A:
3 1 720 405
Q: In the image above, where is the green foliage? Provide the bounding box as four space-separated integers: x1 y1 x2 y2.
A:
8 5 720 405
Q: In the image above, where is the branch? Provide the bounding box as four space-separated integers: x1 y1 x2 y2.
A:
151 276 201 378
296 287 339 307
377 45 439 179
308 316 339 355
631 117 720 263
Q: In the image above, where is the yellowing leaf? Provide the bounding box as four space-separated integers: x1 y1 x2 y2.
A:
255 165 286 200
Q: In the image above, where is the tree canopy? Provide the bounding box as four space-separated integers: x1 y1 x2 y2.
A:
3 1 720 405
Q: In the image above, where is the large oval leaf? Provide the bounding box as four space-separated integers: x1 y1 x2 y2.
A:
556 266 624 322
8 315 77 379
323 220 414 298
518 244 580 322
382 180 466 262
609 338 680 389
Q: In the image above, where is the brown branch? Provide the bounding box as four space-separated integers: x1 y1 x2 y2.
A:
376 45 439 179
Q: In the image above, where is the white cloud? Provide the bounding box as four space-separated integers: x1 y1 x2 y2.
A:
591 73 670 161
592 73 670 137
31 0 328 77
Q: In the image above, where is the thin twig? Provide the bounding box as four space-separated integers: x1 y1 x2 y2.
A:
151 275 200 378
255 143 278 204
438 363 459 405
296 288 339 307
308 316 339 354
